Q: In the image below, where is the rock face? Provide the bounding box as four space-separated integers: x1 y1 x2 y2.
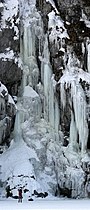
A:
0 0 22 143
0 59 22 96
0 0 22 96
0 82 16 147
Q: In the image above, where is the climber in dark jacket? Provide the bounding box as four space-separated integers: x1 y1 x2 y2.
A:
18 188 22 202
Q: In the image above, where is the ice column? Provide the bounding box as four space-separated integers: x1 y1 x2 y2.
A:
22 65 29 91
49 75 54 128
73 83 88 154
60 78 88 154
87 43 90 73
54 97 60 134
60 82 66 110
70 82 88 154
23 27 28 64
23 26 35 64
43 63 51 121
42 36 60 133
21 23 39 91
14 102 24 142
69 111 78 150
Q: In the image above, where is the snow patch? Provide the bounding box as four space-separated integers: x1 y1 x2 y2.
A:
0 82 8 97
1 0 19 38
46 0 59 14
23 86 39 98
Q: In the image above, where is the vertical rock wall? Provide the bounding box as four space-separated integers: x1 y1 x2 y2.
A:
0 0 22 145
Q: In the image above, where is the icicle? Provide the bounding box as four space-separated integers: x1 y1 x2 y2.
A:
31 67 39 90
60 72 88 154
39 37 41 56
60 82 66 110
20 24 24 60
14 107 24 142
43 35 50 63
87 43 90 73
41 58 44 84
42 34 60 133
72 82 88 154
22 65 29 91
0 118 6 144
23 27 28 64
22 24 36 65
27 26 32 57
32 27 36 57
69 111 78 150
82 42 85 55
42 35 51 121
43 63 51 121
49 78 54 128
54 97 60 133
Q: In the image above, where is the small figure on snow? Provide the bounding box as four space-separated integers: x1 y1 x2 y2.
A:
18 188 22 202
6 185 12 198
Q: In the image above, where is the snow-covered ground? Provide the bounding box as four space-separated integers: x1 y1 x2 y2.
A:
0 199 90 210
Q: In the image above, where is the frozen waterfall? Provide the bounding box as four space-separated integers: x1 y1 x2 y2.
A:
19 0 89 155
60 61 89 154
0 0 90 202
41 36 60 135
14 1 43 142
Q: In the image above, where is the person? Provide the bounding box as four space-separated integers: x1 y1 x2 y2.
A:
18 188 22 202
6 185 12 198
